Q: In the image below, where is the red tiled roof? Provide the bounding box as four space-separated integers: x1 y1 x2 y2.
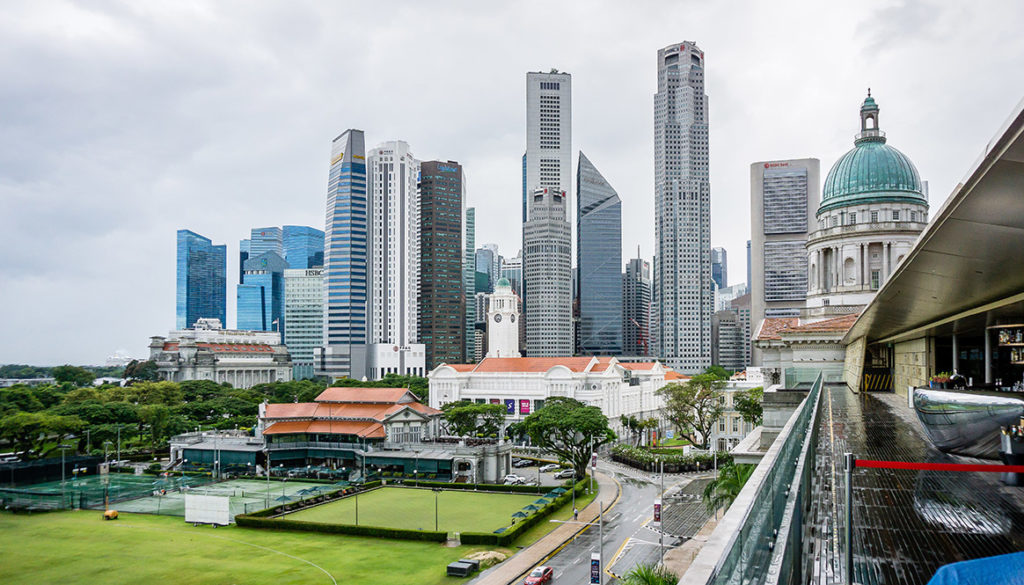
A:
665 371 690 381
384 402 442 417
784 313 860 334
314 387 414 404
619 362 658 371
445 364 478 372
472 357 597 373
264 403 319 418
755 317 800 341
263 420 385 438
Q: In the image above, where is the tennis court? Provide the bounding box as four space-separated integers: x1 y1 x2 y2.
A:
113 478 330 520
0 472 212 511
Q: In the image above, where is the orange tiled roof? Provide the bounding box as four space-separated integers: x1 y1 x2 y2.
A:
664 371 690 381
755 317 800 341
445 364 478 372
263 420 385 438
783 313 860 334
384 402 442 417
314 387 414 404
264 403 319 418
619 362 658 371
472 357 597 373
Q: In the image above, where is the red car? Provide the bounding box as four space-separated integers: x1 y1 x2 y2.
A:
524 566 553 584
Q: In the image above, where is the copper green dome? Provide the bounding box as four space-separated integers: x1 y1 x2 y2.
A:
819 94 926 214
495 276 511 288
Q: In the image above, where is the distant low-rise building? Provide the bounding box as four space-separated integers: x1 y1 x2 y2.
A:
149 318 292 388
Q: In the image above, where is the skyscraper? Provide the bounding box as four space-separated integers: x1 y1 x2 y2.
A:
315 129 368 380
523 70 572 356
364 140 425 378
464 207 476 362
622 256 652 356
576 152 622 355
176 229 226 330
239 238 250 284
712 247 728 290
653 42 712 373
237 251 287 332
475 246 498 293
749 158 820 362
419 160 466 370
283 225 325 269
284 267 324 379
250 227 284 257
500 251 523 297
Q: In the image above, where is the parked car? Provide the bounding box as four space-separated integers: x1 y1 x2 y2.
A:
539 463 560 473
503 474 526 485
513 458 533 468
524 566 554 585
554 469 576 480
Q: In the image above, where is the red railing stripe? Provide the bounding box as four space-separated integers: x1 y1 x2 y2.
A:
854 459 1024 473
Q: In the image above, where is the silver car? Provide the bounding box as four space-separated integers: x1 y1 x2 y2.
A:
539 463 560 473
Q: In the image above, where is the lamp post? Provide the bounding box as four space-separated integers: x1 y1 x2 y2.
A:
103 441 112 464
433 488 442 532
59 444 72 508
264 449 271 509
115 424 121 467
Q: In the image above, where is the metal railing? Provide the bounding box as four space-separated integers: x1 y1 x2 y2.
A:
684 371 823 585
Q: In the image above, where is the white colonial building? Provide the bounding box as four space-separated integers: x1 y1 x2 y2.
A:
149 318 292 388
428 356 687 437
485 277 521 358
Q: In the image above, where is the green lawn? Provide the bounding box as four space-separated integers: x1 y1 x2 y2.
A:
286 487 538 533
656 437 691 447
0 511 488 585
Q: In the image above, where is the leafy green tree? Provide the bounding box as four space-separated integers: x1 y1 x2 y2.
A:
441 401 506 437
138 404 172 446
702 463 756 513
705 364 732 379
63 387 103 403
124 359 159 382
733 386 764 426
621 563 678 585
179 380 225 402
518 397 616 479
0 412 85 458
0 387 45 413
52 365 95 387
657 369 727 450
125 382 183 406
0 364 50 379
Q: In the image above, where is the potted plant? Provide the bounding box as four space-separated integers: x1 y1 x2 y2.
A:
929 372 952 389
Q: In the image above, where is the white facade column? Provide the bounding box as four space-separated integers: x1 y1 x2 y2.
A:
985 329 993 384
883 242 891 282
952 333 960 373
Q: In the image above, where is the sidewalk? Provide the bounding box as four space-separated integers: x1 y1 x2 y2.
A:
471 471 620 585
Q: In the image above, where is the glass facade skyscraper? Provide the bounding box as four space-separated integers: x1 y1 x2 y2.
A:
285 267 324 379
576 152 622 355
250 227 283 257
712 247 728 290
419 160 466 370
237 251 287 331
176 229 226 330
623 256 652 356
464 207 476 362
315 129 368 379
283 225 325 269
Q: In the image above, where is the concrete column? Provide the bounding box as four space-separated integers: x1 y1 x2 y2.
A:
882 242 890 283
834 246 840 287
985 329 993 384
952 334 960 373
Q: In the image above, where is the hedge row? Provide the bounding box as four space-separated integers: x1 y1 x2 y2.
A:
397 480 551 494
459 477 589 546
235 515 446 542
611 444 732 472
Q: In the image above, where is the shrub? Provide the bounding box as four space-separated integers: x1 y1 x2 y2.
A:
235 515 447 542
611 444 732 472
459 477 589 546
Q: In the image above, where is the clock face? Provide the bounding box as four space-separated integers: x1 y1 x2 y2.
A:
493 314 502 323
510 314 516 323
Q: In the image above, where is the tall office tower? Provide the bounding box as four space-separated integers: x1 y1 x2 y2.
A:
653 42 712 373
176 230 226 330
523 70 572 354
315 129 368 380
712 247 728 290
746 240 751 287
749 158 820 363
732 292 751 367
576 152 623 355
475 246 498 293
365 140 424 379
463 207 476 362
524 187 573 356
419 160 466 370
250 227 284 257
622 256 652 356
500 251 523 297
239 239 250 284
237 251 287 331
284 267 324 379
283 225 325 269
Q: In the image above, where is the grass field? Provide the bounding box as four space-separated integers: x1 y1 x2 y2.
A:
0 511 490 585
286 487 538 533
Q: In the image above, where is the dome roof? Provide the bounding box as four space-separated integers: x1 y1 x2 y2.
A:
819 95 926 214
495 277 511 288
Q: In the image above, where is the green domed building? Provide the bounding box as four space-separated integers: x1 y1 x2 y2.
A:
805 93 930 317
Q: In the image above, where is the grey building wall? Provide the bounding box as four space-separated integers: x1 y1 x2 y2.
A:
577 152 623 355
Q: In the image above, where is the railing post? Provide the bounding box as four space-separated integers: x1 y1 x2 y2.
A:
844 452 854 584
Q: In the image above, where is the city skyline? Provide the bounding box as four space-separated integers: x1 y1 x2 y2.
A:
3 2 1024 363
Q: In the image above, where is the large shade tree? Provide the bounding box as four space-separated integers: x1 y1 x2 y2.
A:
518 397 616 479
441 401 507 437
656 369 727 450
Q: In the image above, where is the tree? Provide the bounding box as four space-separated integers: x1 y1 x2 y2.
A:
733 386 764 426
656 370 726 450
124 360 159 382
0 412 85 458
705 365 731 379
441 401 506 437
518 397 616 479
621 563 679 585
138 404 172 446
702 463 755 513
52 365 95 387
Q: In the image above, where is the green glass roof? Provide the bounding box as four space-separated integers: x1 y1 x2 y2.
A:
495 276 511 288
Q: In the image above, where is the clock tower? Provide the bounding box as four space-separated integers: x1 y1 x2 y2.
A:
486 277 521 358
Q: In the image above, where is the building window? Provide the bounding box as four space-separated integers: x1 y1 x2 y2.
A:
910 211 918 222
892 210 900 221
719 419 726 432
870 211 878 223
849 213 857 225
871 270 880 290
830 216 838 228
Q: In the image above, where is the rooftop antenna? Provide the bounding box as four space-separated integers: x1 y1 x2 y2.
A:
867 87 871 97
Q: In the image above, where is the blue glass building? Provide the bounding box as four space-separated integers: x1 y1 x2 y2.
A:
176 229 226 330
283 225 325 269
576 152 623 355
237 251 287 331
316 129 368 379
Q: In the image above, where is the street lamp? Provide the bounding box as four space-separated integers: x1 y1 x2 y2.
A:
550 500 606 585
432 488 443 532
103 441 112 464
59 444 73 508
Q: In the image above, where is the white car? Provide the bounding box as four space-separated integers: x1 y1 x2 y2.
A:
555 468 576 480
539 463 560 473
503 474 526 485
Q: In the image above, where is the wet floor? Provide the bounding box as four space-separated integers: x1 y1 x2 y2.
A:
810 385 1024 585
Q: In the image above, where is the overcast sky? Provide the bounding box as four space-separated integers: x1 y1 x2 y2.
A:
2 1 1023 365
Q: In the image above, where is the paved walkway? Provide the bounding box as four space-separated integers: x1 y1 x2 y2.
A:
809 385 1024 585
471 472 620 585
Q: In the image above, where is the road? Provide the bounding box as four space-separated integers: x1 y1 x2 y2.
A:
541 462 682 584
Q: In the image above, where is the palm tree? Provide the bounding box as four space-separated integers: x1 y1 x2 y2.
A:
702 463 755 513
621 563 678 585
